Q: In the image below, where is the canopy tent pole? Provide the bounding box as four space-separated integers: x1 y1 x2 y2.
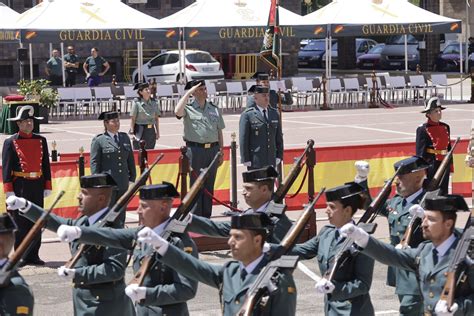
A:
178 27 183 84
137 41 143 83
325 35 329 79
48 42 52 57
404 35 408 73
460 40 463 102
466 1 470 73
60 42 65 87
183 33 187 83
329 34 332 78
29 43 33 80
19 41 24 81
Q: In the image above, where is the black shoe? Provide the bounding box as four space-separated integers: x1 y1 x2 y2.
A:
25 258 45 266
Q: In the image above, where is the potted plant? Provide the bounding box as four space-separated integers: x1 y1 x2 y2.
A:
17 79 59 124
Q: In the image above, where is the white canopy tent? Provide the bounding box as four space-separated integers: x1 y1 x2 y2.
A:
302 0 462 78
0 3 20 42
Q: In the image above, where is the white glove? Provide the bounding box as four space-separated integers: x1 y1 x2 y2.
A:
315 278 335 294
395 243 411 250
125 284 147 303
57 225 82 242
434 300 458 316
43 190 52 197
137 227 169 255
5 192 14 198
276 158 281 165
243 161 252 167
354 160 370 182
408 204 425 219
340 223 369 248
6 196 27 211
57 266 75 280
263 242 270 253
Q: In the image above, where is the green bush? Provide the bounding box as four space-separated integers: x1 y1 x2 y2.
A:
17 79 59 109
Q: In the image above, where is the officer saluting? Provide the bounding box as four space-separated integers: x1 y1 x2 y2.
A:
240 85 283 170
416 97 452 194
90 111 136 198
2 105 51 266
0 214 34 315
175 80 225 218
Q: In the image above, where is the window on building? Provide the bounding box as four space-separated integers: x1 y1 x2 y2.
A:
0 65 13 78
171 0 183 8
146 0 161 9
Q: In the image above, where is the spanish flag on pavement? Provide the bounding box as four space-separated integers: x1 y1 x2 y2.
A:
260 0 280 71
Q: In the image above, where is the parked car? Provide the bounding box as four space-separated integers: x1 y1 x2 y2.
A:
434 43 467 72
298 39 332 68
380 35 419 71
357 44 385 69
132 49 224 83
322 38 378 67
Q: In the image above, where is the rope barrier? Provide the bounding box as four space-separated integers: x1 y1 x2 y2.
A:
287 165 309 199
427 75 470 87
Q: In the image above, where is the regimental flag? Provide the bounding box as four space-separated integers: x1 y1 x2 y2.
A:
260 0 280 71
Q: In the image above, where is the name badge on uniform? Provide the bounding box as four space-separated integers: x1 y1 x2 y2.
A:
271 120 278 123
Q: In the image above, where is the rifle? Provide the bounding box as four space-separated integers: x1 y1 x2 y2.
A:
274 139 315 203
439 208 474 309
398 137 460 248
129 151 222 286
0 191 65 286
64 153 164 269
325 166 402 281
238 188 326 316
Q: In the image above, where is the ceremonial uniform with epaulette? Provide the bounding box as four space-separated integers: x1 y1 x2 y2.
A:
240 85 283 170
188 167 292 243
159 213 297 316
345 193 474 316
416 97 452 194
2 105 51 265
0 214 34 316
287 183 375 316
11 174 133 316
176 80 225 218
90 111 136 199
57 183 198 316
379 156 428 316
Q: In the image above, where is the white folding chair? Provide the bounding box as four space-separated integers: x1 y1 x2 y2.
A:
73 87 94 117
343 78 366 108
430 74 452 101
409 75 430 103
328 78 345 108
56 88 76 118
387 76 409 103
93 87 116 113
225 81 244 111
156 84 178 113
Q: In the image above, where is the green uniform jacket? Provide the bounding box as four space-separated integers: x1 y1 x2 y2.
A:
22 203 134 316
289 225 374 316
363 233 474 315
0 271 34 316
188 203 292 243
78 225 198 316
161 244 297 316
90 132 136 195
239 105 283 168
380 193 424 295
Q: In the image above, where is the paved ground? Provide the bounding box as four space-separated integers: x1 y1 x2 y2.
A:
3 91 473 315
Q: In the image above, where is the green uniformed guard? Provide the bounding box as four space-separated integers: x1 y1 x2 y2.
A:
138 212 297 316
129 82 161 150
379 156 429 316
0 214 34 316
286 183 375 316
55 182 198 316
45 49 62 86
342 193 474 316
6 174 134 316
188 166 292 243
63 45 79 87
246 72 292 109
175 79 225 218
240 85 283 170
90 111 136 219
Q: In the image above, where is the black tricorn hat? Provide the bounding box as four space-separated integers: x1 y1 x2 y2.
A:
133 82 149 91
0 213 17 233
247 85 269 94
325 182 364 202
394 156 430 175
139 182 180 200
421 191 469 212
7 105 43 122
80 173 116 188
421 97 446 113
231 213 273 231
184 79 205 90
242 166 278 183
98 111 119 121
251 72 269 81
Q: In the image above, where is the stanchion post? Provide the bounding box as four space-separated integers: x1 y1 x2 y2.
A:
369 70 378 108
306 139 317 237
321 74 329 110
179 146 189 200
470 67 474 104
230 132 238 208
78 146 85 178
138 140 148 175
51 140 58 162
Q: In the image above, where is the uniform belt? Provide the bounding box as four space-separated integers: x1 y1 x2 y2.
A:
74 279 124 289
426 148 447 155
186 141 219 149
12 171 42 179
138 124 154 128
424 312 432 316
